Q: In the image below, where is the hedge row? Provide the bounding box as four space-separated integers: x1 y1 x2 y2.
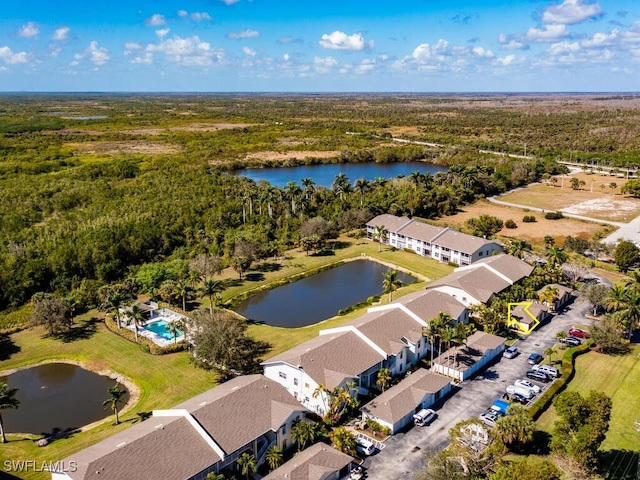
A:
104 316 187 355
528 342 591 420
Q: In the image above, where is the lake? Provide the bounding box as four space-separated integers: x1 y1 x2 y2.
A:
0 363 129 435
234 260 414 328
232 161 445 188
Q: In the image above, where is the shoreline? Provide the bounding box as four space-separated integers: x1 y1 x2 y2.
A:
0 358 140 436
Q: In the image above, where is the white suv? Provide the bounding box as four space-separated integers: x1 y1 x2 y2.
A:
515 379 541 394
532 364 559 378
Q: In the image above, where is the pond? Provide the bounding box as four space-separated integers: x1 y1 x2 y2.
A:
232 161 446 188
234 260 415 328
0 363 129 435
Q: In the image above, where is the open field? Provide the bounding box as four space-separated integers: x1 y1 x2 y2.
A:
436 199 609 245
497 173 640 223
536 346 640 452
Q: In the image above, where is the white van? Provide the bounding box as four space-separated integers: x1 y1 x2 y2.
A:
506 384 534 400
413 408 436 426
356 437 376 456
533 364 559 378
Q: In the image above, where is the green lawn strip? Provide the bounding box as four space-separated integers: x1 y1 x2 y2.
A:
535 346 640 452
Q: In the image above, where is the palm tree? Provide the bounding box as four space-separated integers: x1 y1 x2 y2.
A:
329 426 357 456
376 367 392 392
103 290 126 329
508 239 532 259
382 269 403 302
128 304 146 342
291 420 313 451
0 383 20 443
606 284 628 314
354 177 369 205
613 289 640 338
495 404 535 452
332 172 350 200
539 286 560 311
237 452 257 479
546 246 568 268
285 181 302 214
373 225 388 252
544 346 557 364
166 321 182 344
312 384 331 414
200 279 224 314
301 177 316 200
175 279 191 312
103 383 127 425
265 445 283 471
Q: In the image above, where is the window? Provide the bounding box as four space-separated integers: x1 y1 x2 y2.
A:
479 251 483 256
293 378 298 386
282 424 286 434
462 297 467 302
279 372 287 379
305 397 310 403
305 383 309 389
283 439 287 449
434 390 441 400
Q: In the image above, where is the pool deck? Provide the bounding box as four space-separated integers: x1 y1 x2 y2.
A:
124 307 186 347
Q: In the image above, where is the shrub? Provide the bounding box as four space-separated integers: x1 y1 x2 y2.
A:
528 343 590 420
545 211 564 220
505 219 517 229
447 261 459 267
522 215 537 223
403 248 417 254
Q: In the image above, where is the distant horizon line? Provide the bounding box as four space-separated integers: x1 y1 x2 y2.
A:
1 91 640 96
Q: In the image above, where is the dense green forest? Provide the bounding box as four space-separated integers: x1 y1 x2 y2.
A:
1 93 637 312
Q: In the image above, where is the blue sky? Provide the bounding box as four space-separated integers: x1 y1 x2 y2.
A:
0 0 638 92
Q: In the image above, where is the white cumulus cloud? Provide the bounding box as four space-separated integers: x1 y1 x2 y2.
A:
313 56 338 73
526 24 569 42
53 27 69 41
0 46 28 64
581 30 619 48
495 54 516 66
542 0 603 25
243 46 256 56
548 41 580 55
156 29 170 39
146 35 225 66
319 31 373 51
222 0 241 4
498 34 528 50
146 14 166 26
18 21 39 38
473 46 494 57
227 29 259 39
73 41 110 66
178 10 212 21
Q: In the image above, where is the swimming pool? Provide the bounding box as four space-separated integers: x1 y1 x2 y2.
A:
144 319 184 341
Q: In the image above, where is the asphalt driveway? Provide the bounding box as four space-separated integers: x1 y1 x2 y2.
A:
364 295 593 480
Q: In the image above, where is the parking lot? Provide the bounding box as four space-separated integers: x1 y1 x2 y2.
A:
364 295 592 480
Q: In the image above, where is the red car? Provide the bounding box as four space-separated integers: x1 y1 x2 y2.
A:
568 328 590 338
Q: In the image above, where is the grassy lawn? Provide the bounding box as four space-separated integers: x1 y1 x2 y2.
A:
536 345 640 452
0 238 453 479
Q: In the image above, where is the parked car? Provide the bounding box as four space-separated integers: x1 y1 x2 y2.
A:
479 411 503 427
506 384 534 400
527 353 544 365
356 437 376 456
503 392 528 404
568 328 590 338
503 346 519 359
560 336 582 347
515 379 541 394
413 408 437 427
526 370 551 382
532 364 559 378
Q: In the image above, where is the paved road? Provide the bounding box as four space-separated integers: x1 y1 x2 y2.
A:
364 296 593 480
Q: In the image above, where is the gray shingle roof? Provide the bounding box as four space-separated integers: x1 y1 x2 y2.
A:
343 308 424 354
361 369 451 425
428 268 511 303
175 375 307 454
366 214 412 232
471 254 534 283
263 331 384 389
263 442 354 480
400 290 467 323
64 416 219 480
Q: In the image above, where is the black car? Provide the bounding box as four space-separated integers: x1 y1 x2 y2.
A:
526 370 551 382
503 392 528 404
560 336 582 347
527 353 544 365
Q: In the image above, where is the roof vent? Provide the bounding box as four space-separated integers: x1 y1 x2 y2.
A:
154 424 164 430
116 442 127 448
